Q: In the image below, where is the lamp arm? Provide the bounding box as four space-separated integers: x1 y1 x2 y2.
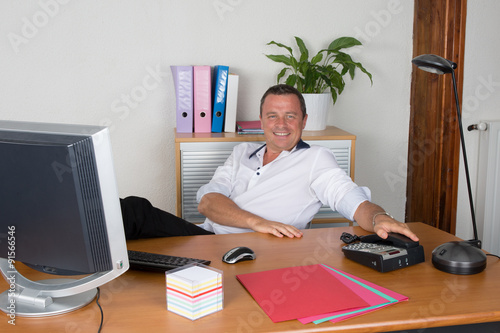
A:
451 71 479 241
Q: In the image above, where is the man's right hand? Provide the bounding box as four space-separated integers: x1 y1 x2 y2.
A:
249 219 303 238
198 192 302 238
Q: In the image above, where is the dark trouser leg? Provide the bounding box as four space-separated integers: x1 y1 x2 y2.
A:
120 196 214 240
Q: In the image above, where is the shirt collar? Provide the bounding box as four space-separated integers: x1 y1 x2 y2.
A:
249 139 310 159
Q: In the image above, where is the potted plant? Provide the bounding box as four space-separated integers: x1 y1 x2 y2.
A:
265 36 372 130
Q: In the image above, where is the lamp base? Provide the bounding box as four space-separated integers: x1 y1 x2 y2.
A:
432 241 487 275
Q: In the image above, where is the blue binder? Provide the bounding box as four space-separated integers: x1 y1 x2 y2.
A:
211 65 229 132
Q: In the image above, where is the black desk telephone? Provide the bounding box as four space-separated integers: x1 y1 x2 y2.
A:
341 232 425 272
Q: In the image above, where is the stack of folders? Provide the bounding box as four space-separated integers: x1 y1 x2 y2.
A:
237 264 408 324
171 65 239 133
236 120 264 135
166 263 223 320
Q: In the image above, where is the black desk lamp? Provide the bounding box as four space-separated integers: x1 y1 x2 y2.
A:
411 54 487 275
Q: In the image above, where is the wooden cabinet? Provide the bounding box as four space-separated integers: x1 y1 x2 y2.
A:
175 126 356 224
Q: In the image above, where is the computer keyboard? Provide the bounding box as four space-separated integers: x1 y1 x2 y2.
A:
127 250 211 272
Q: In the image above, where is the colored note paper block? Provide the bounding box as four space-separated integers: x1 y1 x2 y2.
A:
166 263 223 320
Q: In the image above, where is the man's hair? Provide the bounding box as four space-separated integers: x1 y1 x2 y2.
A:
259 84 307 118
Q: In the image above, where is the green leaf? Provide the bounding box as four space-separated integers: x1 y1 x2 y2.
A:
327 37 362 52
265 54 294 67
276 67 289 83
331 52 373 85
333 74 346 94
330 89 338 104
295 36 309 62
324 69 345 94
334 58 373 85
285 74 297 88
266 41 293 55
298 61 309 77
332 51 352 63
311 52 323 65
348 65 356 80
354 62 373 85
303 67 316 92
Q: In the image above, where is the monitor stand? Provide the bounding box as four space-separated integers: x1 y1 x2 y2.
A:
0 259 97 317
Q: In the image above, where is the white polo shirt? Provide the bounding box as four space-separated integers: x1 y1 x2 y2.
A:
196 140 370 234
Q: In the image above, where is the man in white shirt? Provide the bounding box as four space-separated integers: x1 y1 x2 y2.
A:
197 84 418 241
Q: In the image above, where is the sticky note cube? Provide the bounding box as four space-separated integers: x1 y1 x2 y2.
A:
166 263 223 320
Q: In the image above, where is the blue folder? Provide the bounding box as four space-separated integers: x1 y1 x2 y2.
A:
211 65 229 132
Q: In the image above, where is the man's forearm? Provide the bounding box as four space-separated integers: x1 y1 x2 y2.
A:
197 192 303 238
197 192 265 229
353 201 419 241
353 201 386 232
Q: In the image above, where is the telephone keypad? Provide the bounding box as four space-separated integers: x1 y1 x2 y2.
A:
343 242 396 253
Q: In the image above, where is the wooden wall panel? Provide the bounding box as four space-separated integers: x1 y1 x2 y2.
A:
406 0 467 233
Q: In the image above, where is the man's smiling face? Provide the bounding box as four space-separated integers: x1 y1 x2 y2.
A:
260 93 308 155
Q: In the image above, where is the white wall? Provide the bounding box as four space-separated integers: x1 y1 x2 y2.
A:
0 0 414 221
457 1 500 239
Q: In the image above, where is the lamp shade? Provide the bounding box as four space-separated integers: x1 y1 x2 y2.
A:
411 54 457 74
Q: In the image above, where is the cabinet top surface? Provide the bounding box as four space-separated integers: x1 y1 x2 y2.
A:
175 126 355 143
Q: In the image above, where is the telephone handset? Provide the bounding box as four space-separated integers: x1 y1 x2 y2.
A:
360 232 420 249
342 232 425 272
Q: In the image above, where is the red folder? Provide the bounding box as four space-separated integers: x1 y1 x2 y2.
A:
236 265 369 323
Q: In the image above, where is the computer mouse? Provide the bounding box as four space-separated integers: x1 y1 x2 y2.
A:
222 246 256 264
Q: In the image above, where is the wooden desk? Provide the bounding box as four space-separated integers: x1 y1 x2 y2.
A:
2 223 500 332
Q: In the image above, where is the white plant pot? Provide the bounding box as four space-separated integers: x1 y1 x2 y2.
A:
303 93 331 131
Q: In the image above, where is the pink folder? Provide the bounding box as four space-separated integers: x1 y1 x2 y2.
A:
299 265 408 324
193 66 212 133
